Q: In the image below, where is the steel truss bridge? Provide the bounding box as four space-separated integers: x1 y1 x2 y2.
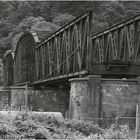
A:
6 11 140 87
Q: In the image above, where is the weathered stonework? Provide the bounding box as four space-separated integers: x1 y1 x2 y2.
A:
69 75 140 127
0 89 10 110
69 78 88 119
10 87 29 110
1 75 140 129
101 79 139 118
28 88 69 116
101 79 140 127
10 86 69 116
69 75 101 120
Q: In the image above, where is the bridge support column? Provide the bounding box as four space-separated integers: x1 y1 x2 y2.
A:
135 76 140 138
69 75 101 121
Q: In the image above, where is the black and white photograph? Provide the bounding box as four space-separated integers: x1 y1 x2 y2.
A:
0 0 140 139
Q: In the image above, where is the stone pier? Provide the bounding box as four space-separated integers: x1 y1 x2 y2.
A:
69 75 140 126
69 75 101 120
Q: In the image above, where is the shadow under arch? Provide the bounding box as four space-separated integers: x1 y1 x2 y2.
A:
14 31 40 86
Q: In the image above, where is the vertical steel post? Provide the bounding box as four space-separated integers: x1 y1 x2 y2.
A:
135 104 139 139
25 84 28 112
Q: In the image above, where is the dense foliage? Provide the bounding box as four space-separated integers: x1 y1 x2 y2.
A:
0 112 134 139
0 1 140 58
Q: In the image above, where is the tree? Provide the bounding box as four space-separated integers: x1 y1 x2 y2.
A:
10 16 45 50
53 13 75 26
0 1 140 58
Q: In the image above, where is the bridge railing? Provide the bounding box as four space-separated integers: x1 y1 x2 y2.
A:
91 14 140 65
34 12 140 84
34 11 92 84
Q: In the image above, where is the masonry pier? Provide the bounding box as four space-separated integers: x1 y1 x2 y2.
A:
69 75 140 126
69 75 101 120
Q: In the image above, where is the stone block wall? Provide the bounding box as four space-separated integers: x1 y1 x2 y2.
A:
69 78 89 119
69 75 101 120
11 87 27 110
101 79 139 117
101 79 140 127
28 88 69 116
2 75 140 127
69 76 140 126
0 89 10 110
10 87 69 116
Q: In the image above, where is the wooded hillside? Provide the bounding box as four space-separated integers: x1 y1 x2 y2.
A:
0 1 140 58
